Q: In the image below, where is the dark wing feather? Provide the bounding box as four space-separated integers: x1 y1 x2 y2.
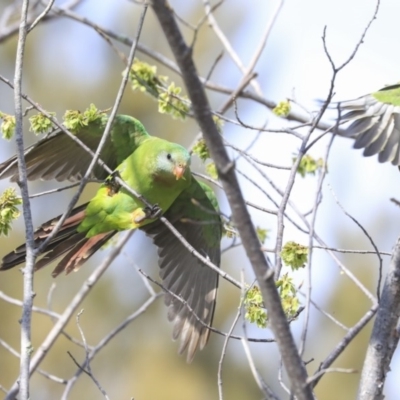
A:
335 90 400 165
141 179 221 362
0 127 111 182
0 114 150 182
0 202 116 276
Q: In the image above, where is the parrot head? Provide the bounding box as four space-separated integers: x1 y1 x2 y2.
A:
150 139 191 185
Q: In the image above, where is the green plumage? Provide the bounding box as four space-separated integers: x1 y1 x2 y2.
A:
372 84 400 106
78 137 191 236
0 114 221 362
0 114 151 182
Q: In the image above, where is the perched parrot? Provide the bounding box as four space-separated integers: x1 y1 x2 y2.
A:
334 83 400 165
0 114 222 362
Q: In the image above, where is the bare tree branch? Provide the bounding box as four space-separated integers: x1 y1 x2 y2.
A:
0 0 397 398
150 1 314 398
357 238 400 399
12 0 35 398
4 232 134 400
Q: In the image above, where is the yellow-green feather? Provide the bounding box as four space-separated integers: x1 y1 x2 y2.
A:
78 137 191 237
373 84 400 106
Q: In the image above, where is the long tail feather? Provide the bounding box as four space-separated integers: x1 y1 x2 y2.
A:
1 203 116 275
50 232 116 277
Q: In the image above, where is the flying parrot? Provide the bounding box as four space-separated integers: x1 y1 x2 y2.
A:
0 113 222 362
334 83 400 165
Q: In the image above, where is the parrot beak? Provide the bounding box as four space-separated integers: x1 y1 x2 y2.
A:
174 164 186 180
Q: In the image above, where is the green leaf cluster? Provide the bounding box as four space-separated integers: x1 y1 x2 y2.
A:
128 59 190 120
158 83 190 119
29 112 55 134
272 100 291 117
192 139 210 162
276 273 300 319
256 226 269 244
244 277 300 328
281 241 308 269
244 286 267 328
212 115 224 133
192 138 221 180
0 112 16 140
205 162 218 180
63 104 105 133
127 58 160 95
0 188 22 236
295 154 325 177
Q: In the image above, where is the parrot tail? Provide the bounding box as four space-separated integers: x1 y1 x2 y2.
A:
1 204 117 277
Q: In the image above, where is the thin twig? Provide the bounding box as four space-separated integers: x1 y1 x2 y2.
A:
13 1 35 398
240 276 278 400
138 268 274 343
299 130 336 358
151 2 314 399
217 301 241 400
311 305 377 388
0 339 67 385
62 293 161 398
68 310 109 399
28 0 55 32
4 231 134 400
308 368 357 385
0 291 61 319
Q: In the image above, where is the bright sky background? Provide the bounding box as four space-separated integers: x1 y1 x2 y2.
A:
250 1 400 396
1 0 399 397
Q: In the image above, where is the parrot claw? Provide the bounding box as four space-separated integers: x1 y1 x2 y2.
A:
105 171 122 196
134 204 162 223
144 204 162 219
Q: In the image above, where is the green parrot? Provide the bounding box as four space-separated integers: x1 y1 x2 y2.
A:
334 83 400 165
0 114 221 362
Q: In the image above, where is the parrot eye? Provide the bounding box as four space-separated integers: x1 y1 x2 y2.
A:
167 153 172 160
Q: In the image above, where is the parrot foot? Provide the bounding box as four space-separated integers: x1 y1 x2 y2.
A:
105 171 122 197
134 204 162 223
143 204 162 220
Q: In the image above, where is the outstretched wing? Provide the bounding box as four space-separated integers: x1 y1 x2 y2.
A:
141 179 221 362
0 114 150 182
335 84 400 165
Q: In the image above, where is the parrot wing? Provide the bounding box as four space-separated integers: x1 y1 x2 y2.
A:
0 114 150 182
0 115 222 362
334 84 400 165
141 179 221 362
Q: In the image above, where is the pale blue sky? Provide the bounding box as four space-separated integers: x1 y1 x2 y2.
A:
1 0 399 396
